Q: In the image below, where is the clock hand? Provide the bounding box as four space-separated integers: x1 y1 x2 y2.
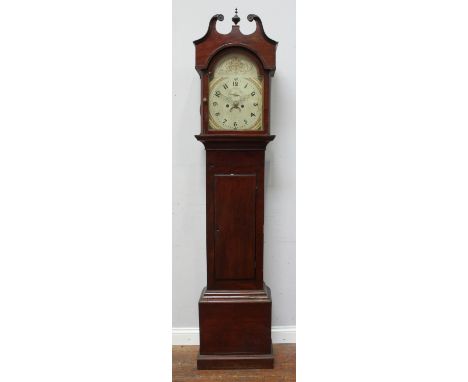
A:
219 93 230 102
212 91 230 102
238 93 253 103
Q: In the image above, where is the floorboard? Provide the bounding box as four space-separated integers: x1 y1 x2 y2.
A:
173 344 296 382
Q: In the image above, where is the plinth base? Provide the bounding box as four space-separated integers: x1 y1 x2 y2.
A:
197 283 273 370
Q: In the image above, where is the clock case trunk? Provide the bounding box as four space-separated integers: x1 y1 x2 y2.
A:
194 14 278 370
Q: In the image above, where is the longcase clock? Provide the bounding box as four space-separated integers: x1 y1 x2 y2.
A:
193 10 278 370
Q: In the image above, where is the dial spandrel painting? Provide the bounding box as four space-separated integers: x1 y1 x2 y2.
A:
208 52 263 131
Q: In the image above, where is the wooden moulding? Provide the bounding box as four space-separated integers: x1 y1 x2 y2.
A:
199 283 272 303
197 353 274 370
195 134 275 150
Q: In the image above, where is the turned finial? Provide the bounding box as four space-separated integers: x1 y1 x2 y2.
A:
232 8 240 25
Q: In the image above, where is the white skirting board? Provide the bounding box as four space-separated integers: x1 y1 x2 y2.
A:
172 326 296 345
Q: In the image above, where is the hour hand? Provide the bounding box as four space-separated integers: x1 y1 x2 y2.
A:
214 92 230 102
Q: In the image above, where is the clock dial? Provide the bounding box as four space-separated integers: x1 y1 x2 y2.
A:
208 52 263 131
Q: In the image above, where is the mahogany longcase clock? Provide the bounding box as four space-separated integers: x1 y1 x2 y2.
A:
194 10 278 370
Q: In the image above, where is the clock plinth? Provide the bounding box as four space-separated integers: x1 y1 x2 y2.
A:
197 283 273 370
194 12 278 370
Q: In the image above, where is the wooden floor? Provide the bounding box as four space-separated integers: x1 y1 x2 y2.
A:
173 344 295 382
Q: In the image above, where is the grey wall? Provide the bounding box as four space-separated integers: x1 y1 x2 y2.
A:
172 0 296 328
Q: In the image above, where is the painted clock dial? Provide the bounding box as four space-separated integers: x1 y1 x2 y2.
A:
208 51 263 131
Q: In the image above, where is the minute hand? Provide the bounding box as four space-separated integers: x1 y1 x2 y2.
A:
238 93 255 102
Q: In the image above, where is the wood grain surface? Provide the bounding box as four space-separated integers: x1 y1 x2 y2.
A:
173 344 295 381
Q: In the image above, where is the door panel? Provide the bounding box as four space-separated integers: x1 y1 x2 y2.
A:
214 174 256 280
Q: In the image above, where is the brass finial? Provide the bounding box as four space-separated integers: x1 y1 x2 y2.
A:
232 8 240 25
